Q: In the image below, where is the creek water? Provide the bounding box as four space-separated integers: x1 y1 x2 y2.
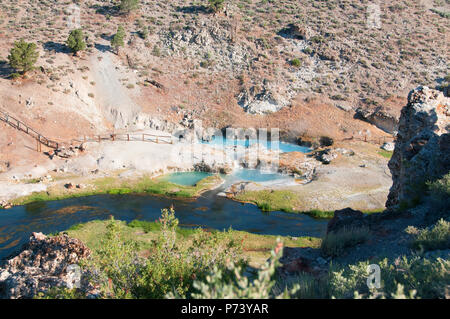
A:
0 141 326 261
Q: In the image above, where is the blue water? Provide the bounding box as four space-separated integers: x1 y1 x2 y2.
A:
160 172 213 186
0 194 328 261
226 168 293 184
200 137 311 153
163 169 293 187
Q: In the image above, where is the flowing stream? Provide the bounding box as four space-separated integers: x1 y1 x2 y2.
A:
0 140 327 261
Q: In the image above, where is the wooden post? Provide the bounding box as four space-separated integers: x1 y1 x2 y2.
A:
156 137 158 143
127 134 130 141
98 135 101 143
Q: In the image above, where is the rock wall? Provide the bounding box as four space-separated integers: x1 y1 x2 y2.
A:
0 233 93 299
386 86 450 208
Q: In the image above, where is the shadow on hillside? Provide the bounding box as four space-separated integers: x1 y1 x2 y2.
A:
277 23 306 40
176 5 209 14
92 4 120 17
95 43 112 53
100 33 113 42
0 61 14 79
43 41 71 54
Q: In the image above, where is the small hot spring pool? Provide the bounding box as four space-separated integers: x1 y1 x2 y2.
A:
162 169 294 187
200 137 311 153
159 171 214 186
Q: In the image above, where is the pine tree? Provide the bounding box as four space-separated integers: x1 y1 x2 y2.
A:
119 0 139 14
208 0 225 13
7 39 39 75
111 25 126 54
66 29 86 55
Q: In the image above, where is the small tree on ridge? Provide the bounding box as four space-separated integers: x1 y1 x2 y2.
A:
111 25 126 54
66 29 86 56
7 39 39 75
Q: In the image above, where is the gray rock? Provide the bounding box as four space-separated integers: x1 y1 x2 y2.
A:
387 86 450 208
0 233 94 299
381 142 395 152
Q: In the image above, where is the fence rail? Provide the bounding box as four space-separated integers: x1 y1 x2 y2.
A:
0 108 173 152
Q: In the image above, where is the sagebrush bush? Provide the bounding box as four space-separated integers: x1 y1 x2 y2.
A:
82 209 244 298
407 219 450 252
328 256 449 299
184 240 300 299
320 226 370 257
426 173 450 223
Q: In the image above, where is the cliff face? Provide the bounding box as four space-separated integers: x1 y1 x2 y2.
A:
386 86 450 208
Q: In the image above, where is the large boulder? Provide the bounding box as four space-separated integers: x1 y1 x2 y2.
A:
386 86 450 208
0 232 92 299
326 208 365 234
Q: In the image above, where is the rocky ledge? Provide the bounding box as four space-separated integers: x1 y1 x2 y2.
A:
387 86 450 208
0 232 93 299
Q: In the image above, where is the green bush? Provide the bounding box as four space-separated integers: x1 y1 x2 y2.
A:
208 0 225 13
66 29 86 55
291 58 301 67
426 173 450 222
119 0 140 14
185 240 299 299
407 219 450 252
8 39 39 74
111 26 126 54
83 209 244 298
191 244 449 299
328 256 449 299
321 226 370 257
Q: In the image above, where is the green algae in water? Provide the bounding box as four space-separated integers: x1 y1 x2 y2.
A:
161 172 214 186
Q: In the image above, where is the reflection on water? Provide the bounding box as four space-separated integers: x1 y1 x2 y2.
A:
0 194 328 261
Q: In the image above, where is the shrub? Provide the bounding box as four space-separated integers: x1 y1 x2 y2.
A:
66 29 86 55
291 58 301 67
407 219 450 252
329 256 449 299
321 226 370 257
119 0 140 14
140 26 149 39
208 0 225 13
111 26 126 54
426 173 450 222
186 240 300 299
83 209 244 298
8 39 39 74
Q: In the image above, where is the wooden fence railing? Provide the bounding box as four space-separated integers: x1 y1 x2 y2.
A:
0 108 173 152
0 108 61 150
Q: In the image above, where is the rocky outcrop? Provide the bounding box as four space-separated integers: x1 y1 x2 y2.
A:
355 106 399 134
386 86 450 208
0 233 93 299
237 83 289 115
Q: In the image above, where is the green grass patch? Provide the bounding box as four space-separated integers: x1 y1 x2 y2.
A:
377 149 393 158
235 190 383 218
235 190 301 213
11 174 223 206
